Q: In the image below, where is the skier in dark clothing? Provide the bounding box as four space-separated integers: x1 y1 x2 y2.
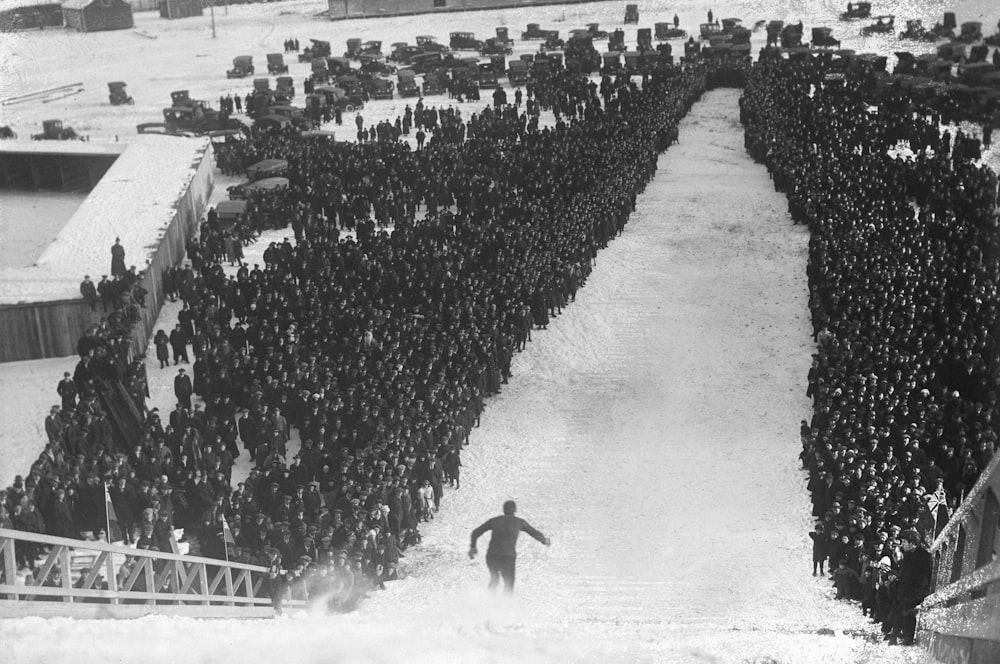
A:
469 500 550 593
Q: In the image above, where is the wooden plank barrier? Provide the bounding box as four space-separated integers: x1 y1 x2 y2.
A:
917 454 1000 664
0 527 306 619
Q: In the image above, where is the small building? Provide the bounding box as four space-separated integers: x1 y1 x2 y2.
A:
62 0 133 32
158 0 200 19
0 0 63 31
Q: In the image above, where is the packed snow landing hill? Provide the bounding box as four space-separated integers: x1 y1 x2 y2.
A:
0 86 936 663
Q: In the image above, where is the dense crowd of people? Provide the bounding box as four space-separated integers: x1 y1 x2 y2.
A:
4 62 710 609
742 53 998 645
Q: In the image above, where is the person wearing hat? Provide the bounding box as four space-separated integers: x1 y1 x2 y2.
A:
57 372 78 412
174 368 193 410
887 529 932 646
469 500 550 593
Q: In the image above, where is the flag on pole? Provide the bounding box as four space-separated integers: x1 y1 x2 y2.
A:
221 514 234 564
222 515 235 547
104 484 122 543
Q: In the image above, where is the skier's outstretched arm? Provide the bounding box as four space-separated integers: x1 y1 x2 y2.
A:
469 519 493 558
522 522 551 546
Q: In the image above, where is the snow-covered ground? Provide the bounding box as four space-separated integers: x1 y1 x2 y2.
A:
0 0 996 142
0 89 936 664
1 0 997 660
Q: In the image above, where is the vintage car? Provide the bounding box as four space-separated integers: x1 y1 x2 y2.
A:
937 41 968 62
700 23 722 39
409 52 445 74
311 59 330 82
344 38 363 59
522 23 548 40
730 25 752 45
313 85 364 111
266 53 288 75
213 200 247 226
228 176 289 200
840 2 871 20
246 157 287 181
624 4 638 24
300 39 331 62
601 51 621 74
369 77 395 100
584 23 608 39
397 70 420 96
508 59 529 84
31 119 82 140
861 15 894 36
655 22 686 40
359 53 396 76
956 21 982 43
765 20 784 46
265 106 314 129
780 23 804 48
227 55 254 78
335 74 366 99
170 89 191 107
622 51 641 73
608 29 625 51
359 40 383 57
422 71 447 95
812 27 842 47
327 56 353 77
477 62 499 88
416 35 449 53
495 27 513 45
481 37 512 56
683 39 701 60
390 43 422 64
637 28 653 51
162 105 241 135
543 32 565 50
108 81 133 106
450 32 483 51
488 55 508 77
720 18 743 33
899 19 939 42
274 76 295 101
957 61 995 85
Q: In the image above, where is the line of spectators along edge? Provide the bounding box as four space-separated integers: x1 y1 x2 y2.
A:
2 61 717 612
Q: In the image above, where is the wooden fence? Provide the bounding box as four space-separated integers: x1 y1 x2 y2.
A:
0 527 306 618
918 453 1000 664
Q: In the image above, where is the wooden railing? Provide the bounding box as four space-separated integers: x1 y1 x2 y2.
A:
918 454 1000 664
0 527 306 619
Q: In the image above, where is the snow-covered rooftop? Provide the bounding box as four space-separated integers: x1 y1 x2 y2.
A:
0 140 126 156
0 0 61 12
0 134 210 304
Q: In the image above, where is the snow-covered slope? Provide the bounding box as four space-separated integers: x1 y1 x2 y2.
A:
0 89 935 664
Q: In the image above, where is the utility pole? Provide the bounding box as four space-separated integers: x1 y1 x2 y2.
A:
210 0 216 38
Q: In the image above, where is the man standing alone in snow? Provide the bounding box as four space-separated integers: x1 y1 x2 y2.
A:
469 500 550 593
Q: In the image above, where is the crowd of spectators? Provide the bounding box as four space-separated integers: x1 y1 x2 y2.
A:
4 62 710 609
741 53 998 644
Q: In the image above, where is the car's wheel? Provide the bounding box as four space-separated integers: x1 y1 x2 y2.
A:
344 104 355 112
